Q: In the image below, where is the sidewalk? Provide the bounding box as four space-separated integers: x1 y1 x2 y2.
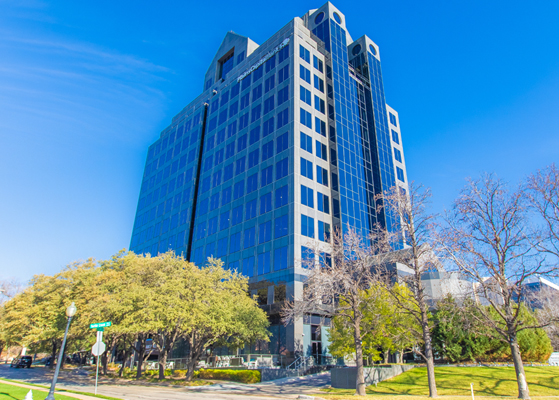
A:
0 379 105 400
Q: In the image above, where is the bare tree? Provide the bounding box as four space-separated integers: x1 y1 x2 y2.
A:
379 183 440 398
0 278 24 304
526 163 559 259
441 174 558 400
282 227 392 396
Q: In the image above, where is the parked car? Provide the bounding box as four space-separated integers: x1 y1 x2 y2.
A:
10 356 33 368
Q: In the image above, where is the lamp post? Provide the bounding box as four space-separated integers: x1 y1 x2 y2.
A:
45 302 77 400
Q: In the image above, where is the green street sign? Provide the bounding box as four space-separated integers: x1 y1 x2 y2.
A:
90 321 112 329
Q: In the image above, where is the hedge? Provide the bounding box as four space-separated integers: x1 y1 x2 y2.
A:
197 369 261 384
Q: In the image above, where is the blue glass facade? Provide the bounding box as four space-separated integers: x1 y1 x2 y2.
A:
130 3 408 358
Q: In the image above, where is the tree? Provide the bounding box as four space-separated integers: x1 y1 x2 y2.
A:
328 282 420 365
442 174 559 399
526 163 559 259
282 227 392 396
183 257 269 381
379 184 440 398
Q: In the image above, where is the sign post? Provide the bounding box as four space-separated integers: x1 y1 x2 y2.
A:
90 322 110 395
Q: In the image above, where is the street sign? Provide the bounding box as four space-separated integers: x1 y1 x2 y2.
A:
91 341 106 357
89 321 111 329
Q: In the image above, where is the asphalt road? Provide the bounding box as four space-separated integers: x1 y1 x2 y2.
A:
0 364 330 400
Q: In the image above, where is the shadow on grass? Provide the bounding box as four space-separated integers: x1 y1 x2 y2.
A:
0 393 19 400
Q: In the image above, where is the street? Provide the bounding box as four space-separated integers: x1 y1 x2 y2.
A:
0 364 330 400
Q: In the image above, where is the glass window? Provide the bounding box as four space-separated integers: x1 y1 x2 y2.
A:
299 45 310 63
263 117 274 137
278 43 289 63
252 84 262 101
277 132 288 153
222 186 232 204
300 132 312 154
397 167 405 182
237 134 247 152
300 108 312 129
250 126 260 145
300 157 313 180
316 141 327 161
318 221 330 242
236 51 245 64
258 251 271 275
251 104 261 122
260 192 272 214
275 214 288 238
277 108 289 129
265 55 276 72
210 193 220 210
300 86 311 105
394 148 402 163
316 165 328 186
278 86 289 105
226 142 235 159
242 256 255 277
217 237 228 257
201 176 210 193
262 140 273 161
239 113 249 130
208 216 218 235
259 220 272 244
215 149 224 166
220 210 230 230
313 75 324 92
275 185 288 208
314 95 325 114
301 214 314 238
233 180 244 199
265 75 275 93
241 74 251 91
313 55 323 72
301 185 314 208
232 205 243 225
274 246 288 271
317 192 330 214
227 121 237 138
278 64 289 83
264 95 274 114
315 117 326 137
389 112 398 126
300 65 311 84
244 227 256 249
230 232 241 253
246 199 257 220
241 93 250 110
248 149 259 169
247 172 258 193
276 158 288 180
391 129 400 144
231 82 240 98
253 66 263 82
235 156 246 175
261 165 273 187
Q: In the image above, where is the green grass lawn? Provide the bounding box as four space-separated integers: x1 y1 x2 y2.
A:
0 381 80 400
321 366 559 399
0 379 121 400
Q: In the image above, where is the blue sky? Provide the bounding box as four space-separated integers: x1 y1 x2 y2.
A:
1 0 558 282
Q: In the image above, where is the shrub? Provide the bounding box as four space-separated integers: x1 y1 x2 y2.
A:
197 369 260 384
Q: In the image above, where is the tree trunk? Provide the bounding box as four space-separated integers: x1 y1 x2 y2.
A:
136 346 145 379
50 340 57 369
119 348 132 378
353 316 366 396
185 358 197 381
384 350 390 364
509 333 530 399
422 319 438 398
101 351 109 375
158 349 168 380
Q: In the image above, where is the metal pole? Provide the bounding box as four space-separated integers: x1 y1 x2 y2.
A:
45 316 72 400
95 354 100 395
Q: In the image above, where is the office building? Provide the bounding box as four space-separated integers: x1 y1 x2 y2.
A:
130 2 409 362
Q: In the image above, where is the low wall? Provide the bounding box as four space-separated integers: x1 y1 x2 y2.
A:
331 365 414 389
259 368 300 381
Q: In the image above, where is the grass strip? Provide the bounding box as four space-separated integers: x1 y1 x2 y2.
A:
0 378 122 400
321 366 559 398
